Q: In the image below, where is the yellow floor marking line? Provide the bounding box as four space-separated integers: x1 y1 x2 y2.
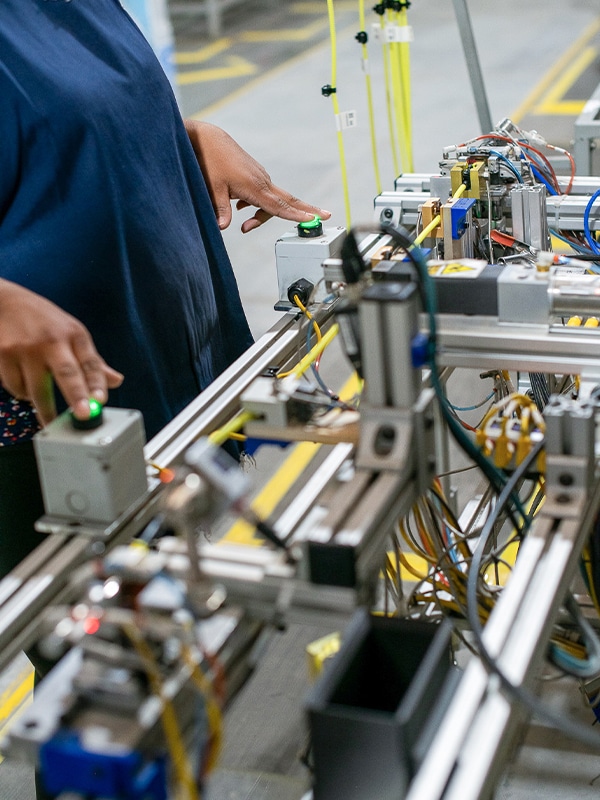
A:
191 20 359 118
0 666 34 764
220 373 360 547
221 441 322 547
534 45 598 117
292 1 356 12
176 55 258 86
511 17 600 123
174 38 233 66
239 19 328 43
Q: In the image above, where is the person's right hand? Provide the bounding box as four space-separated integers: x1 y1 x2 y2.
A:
0 280 123 426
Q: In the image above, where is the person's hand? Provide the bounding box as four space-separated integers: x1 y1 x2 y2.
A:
184 120 331 233
0 280 123 426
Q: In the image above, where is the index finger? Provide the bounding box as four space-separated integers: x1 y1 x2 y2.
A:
251 185 331 225
46 338 106 420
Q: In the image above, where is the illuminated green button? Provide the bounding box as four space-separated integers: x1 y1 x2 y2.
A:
298 215 323 238
71 398 104 430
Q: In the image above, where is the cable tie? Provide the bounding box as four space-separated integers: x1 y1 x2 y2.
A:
355 30 368 44
321 84 336 97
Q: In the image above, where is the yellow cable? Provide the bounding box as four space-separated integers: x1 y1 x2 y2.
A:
412 183 466 246
397 549 428 580
326 0 352 229
388 8 409 173
359 0 382 194
123 624 199 800
380 15 399 175
413 214 441 246
181 647 224 776
293 294 322 343
398 5 413 171
290 323 340 379
208 410 255 446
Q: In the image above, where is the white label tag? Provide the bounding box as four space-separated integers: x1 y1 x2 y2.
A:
371 23 384 42
381 24 414 43
335 110 358 131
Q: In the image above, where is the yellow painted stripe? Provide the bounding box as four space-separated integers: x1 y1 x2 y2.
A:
0 666 34 762
292 1 356 11
0 666 33 725
240 19 328 43
191 20 359 119
537 100 588 117
174 38 233 66
177 56 258 86
511 17 600 123
221 441 322 546
220 373 360 546
535 46 598 116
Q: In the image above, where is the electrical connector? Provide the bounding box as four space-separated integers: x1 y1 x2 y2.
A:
287 278 315 307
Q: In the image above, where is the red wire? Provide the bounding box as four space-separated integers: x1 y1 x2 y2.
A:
470 134 561 193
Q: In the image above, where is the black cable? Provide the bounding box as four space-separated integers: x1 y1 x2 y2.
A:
377 222 527 530
548 593 600 679
466 437 600 749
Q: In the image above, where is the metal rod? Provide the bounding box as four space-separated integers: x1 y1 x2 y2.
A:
451 0 493 134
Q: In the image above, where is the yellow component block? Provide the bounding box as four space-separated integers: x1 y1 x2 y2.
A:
515 435 531 466
306 632 341 681
421 199 443 238
450 161 485 200
585 317 600 328
494 434 512 469
566 316 583 327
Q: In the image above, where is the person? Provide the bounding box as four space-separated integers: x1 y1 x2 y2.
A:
0 0 331 579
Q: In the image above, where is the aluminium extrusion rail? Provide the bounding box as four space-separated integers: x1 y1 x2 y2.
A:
435 313 600 380
406 476 600 800
0 308 332 675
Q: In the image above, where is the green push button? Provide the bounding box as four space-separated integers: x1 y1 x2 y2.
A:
71 398 104 430
298 215 323 238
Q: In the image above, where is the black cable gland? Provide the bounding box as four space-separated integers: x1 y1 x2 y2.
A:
373 3 386 15
387 0 402 11
287 278 315 307
461 167 471 190
321 84 336 97
355 30 368 44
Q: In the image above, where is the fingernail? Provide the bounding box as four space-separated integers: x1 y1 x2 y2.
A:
72 399 90 419
91 388 107 404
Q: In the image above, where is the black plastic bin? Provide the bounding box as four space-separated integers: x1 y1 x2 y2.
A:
306 611 453 800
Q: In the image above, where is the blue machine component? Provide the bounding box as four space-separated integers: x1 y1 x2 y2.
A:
40 732 168 800
410 331 430 369
450 198 476 239
243 437 292 457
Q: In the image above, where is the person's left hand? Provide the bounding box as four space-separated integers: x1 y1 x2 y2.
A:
184 120 331 233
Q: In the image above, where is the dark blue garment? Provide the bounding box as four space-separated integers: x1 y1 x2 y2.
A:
0 0 253 440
